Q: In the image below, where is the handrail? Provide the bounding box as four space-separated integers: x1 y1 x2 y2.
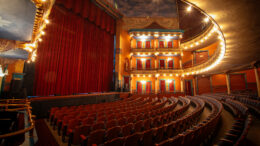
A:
0 99 35 139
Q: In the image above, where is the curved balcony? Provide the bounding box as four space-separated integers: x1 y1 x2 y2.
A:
129 67 182 75
130 47 181 54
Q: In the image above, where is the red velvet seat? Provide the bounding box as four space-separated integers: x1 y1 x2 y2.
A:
81 117 95 125
134 120 144 132
104 137 125 146
92 121 105 131
118 117 127 126
153 116 162 127
143 118 152 130
142 129 155 146
154 126 165 143
106 126 121 141
86 129 106 146
70 124 92 145
127 116 136 123
107 114 116 120
96 116 106 122
165 122 176 138
125 133 142 146
106 119 117 129
136 114 144 121
122 123 134 137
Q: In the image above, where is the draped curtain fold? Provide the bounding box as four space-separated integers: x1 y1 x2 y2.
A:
34 0 115 96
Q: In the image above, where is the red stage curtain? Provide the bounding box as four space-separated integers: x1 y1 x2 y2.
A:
145 60 151 69
34 2 115 96
55 0 115 34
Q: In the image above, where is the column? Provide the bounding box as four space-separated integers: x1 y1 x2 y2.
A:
226 74 231 94
180 77 184 92
130 38 133 49
155 56 158 69
155 77 158 94
130 77 133 93
154 38 158 51
179 60 182 69
254 67 260 97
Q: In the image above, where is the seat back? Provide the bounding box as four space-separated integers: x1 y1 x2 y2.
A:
72 125 91 145
87 129 106 146
92 121 105 131
104 137 125 146
106 119 117 129
106 126 121 141
122 123 134 137
142 129 155 146
118 117 127 126
134 120 144 132
125 133 142 146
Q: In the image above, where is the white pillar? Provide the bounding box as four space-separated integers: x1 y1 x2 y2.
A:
130 77 133 93
254 67 260 97
226 74 231 94
155 77 158 94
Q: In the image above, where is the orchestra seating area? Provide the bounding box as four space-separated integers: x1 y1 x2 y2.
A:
43 91 260 146
44 92 253 146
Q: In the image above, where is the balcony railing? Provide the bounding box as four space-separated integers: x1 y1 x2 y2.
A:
129 67 183 74
130 48 181 53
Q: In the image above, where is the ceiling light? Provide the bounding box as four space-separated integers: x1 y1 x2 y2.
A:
204 17 209 23
186 6 192 12
44 19 49 24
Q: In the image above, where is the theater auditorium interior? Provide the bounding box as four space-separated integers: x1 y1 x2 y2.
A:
0 0 260 146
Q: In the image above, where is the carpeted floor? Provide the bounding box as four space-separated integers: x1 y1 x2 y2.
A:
211 108 235 145
35 119 59 146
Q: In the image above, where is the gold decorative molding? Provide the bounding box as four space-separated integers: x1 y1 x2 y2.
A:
122 17 179 30
0 39 16 52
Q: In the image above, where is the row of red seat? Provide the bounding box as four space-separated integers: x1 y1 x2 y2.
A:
48 96 174 145
61 98 167 142
79 97 208 146
74 97 181 145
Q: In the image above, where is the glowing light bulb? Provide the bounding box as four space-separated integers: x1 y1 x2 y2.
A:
45 19 49 24
187 6 192 12
204 17 209 23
